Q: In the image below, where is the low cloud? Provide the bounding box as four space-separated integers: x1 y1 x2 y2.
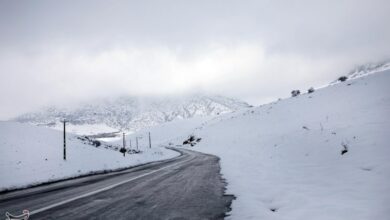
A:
0 0 389 119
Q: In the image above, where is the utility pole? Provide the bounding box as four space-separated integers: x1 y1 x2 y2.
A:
62 120 67 161
122 132 126 157
122 133 126 148
136 137 139 151
148 132 151 148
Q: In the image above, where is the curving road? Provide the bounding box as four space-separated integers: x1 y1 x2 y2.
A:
0 148 234 220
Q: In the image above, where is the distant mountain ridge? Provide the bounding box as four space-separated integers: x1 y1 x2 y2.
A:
347 60 390 79
328 60 390 85
14 95 251 135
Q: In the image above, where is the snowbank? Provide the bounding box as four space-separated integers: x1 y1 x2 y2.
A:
176 70 390 219
0 122 179 191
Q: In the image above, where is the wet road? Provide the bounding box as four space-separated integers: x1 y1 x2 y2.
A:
0 148 233 220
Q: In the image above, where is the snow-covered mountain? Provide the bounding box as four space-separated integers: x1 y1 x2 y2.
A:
347 60 390 79
327 60 390 86
13 95 250 135
162 69 390 220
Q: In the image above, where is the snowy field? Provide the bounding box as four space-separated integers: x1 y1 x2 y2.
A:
0 122 179 191
50 122 119 136
112 116 213 148
170 70 390 219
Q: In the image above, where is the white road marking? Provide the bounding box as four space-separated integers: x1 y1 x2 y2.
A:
30 157 193 216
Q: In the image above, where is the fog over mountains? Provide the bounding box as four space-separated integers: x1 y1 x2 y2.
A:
347 61 390 78
13 60 390 136
14 95 251 135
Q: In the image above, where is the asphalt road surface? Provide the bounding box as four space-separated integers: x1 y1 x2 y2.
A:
0 148 234 220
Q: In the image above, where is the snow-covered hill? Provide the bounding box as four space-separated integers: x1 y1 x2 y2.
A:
0 121 179 191
164 70 390 219
347 60 390 79
108 116 213 149
13 95 250 136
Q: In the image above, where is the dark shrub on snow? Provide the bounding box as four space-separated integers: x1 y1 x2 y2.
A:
291 90 300 97
308 87 315 93
338 76 348 82
188 135 195 142
77 136 101 147
341 143 348 155
119 147 127 156
183 135 200 146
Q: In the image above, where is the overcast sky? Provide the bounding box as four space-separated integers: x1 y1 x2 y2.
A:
0 0 389 119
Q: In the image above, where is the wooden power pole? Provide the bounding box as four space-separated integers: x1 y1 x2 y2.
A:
122 133 126 147
122 132 126 157
136 137 139 151
63 120 66 161
148 132 151 148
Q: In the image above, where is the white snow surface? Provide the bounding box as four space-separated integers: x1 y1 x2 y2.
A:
347 61 390 79
110 116 213 149
170 70 390 219
0 121 179 191
51 123 118 136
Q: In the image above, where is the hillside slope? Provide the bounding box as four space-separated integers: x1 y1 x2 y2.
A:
13 95 250 136
0 121 179 191
174 70 390 219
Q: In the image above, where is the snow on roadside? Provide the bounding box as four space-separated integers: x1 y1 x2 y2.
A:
173 70 390 219
0 121 179 191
